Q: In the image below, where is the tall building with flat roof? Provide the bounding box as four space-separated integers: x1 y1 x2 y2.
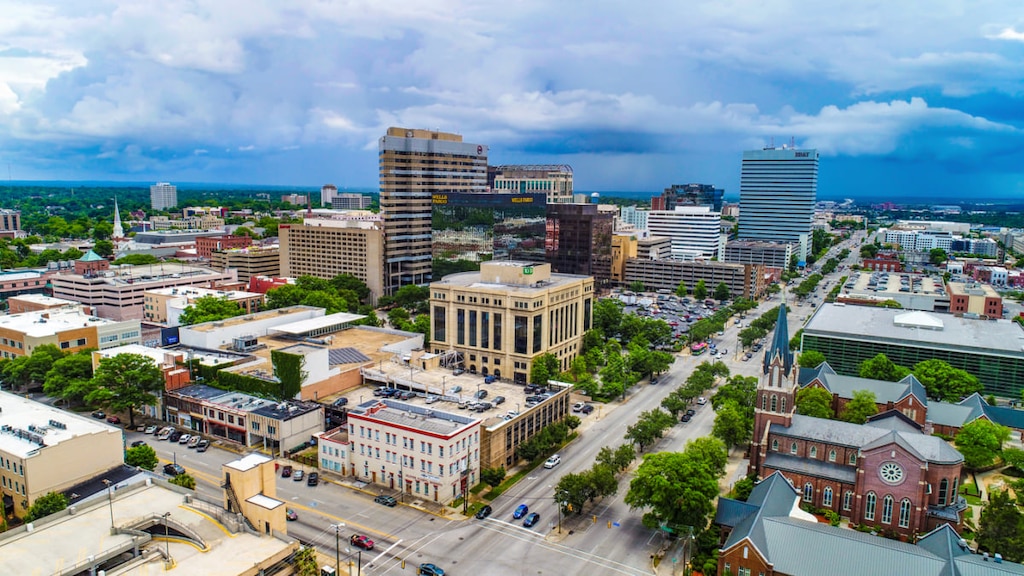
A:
545 203 614 286
379 128 488 294
150 182 178 211
738 148 818 261
210 245 281 282
432 192 547 268
489 164 574 204
279 217 385 301
646 206 724 260
651 183 724 212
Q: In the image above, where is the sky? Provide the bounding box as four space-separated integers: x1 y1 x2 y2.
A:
1 1 1024 200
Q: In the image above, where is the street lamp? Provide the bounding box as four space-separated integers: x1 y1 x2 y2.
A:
102 479 115 533
162 512 171 566
398 470 404 503
331 523 345 574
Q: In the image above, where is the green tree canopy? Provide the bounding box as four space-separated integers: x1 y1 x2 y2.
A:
955 419 1012 470
25 492 69 522
86 353 164 428
178 295 245 326
675 281 688 297
593 298 624 337
929 248 948 265
169 473 197 490
840 389 878 424
625 437 727 530
712 400 750 448
481 467 507 488
977 489 1024 562
912 359 983 401
125 444 159 470
858 353 910 382
628 280 646 293
693 279 708 301
796 386 835 419
798 350 826 369
713 282 730 302
113 253 160 266
43 351 95 405
1 344 64 391
624 409 676 451
529 353 560 386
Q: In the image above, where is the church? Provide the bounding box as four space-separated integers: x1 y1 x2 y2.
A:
748 305 966 537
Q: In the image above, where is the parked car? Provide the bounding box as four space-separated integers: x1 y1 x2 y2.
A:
697 397 707 405
282 465 293 478
130 440 147 448
350 534 375 550
523 512 541 528
293 470 304 482
374 495 397 507
686 409 696 417
475 505 493 519
475 389 488 399
163 463 185 476
157 427 173 441
650 377 659 385
544 454 561 469
91 410 106 419
187 436 201 448
106 415 121 424
419 563 445 576
513 504 529 519
332 397 349 407
168 431 183 443
196 440 210 452
484 375 497 384
144 425 158 434
177 434 192 445
400 391 415 400
492 396 505 405
572 402 585 413
681 413 692 422
580 404 594 415
450 385 462 394
425 395 439 404
453 368 465 376
286 509 298 521
307 472 319 486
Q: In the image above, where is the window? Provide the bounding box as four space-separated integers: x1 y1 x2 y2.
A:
761 395 767 410
882 495 894 524
532 315 543 353
810 446 817 459
899 499 912 528
823 486 833 507
771 439 779 451
865 492 876 520
514 315 528 354
938 478 948 506
781 397 787 412
493 313 502 351
457 309 466 345
469 310 477 347
770 395 777 412
849 453 857 465
433 306 446 342
828 449 836 462
843 491 853 511
790 442 798 455
803 482 813 502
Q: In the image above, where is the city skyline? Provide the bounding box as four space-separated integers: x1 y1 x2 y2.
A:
1 2 1023 198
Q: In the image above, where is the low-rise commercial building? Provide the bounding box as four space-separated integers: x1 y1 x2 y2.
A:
836 272 949 312
0 304 141 359
196 234 253 258
6 294 83 315
723 240 792 270
946 281 1003 318
623 259 765 299
143 286 265 326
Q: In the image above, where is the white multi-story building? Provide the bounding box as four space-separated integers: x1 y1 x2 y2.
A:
884 230 955 252
150 182 178 211
346 400 481 504
619 206 649 232
647 206 724 260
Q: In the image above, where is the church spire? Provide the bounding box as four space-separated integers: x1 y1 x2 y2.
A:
762 303 794 377
112 197 124 240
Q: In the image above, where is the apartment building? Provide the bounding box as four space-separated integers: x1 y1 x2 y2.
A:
143 286 265 326
489 164 574 204
379 127 488 294
0 391 124 518
0 305 141 359
430 261 594 382
196 235 253 259
209 245 281 282
150 182 177 211
278 217 385 301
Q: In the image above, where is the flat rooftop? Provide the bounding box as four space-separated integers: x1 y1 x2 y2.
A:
58 262 225 285
845 271 946 297
0 391 120 458
350 399 479 437
94 344 181 366
8 293 79 306
435 270 588 291
947 281 1000 298
0 307 126 336
804 303 1024 357
147 286 263 299
185 305 323 333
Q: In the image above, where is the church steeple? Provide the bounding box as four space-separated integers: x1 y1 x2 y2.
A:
112 197 124 240
749 303 799 477
762 303 794 378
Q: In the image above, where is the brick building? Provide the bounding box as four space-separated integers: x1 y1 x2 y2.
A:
196 235 253 259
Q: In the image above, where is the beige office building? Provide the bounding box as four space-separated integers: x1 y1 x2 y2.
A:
490 164 574 204
144 286 265 326
430 261 594 383
379 127 488 294
209 245 281 282
0 305 141 360
279 218 385 302
0 391 124 518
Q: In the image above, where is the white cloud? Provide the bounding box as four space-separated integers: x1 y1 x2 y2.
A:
990 27 1024 42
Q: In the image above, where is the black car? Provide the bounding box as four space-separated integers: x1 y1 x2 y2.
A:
91 410 106 419
475 505 493 519
686 409 696 416
580 404 594 415
681 413 692 422
332 397 349 407
168 431 183 443
130 440 147 448
492 396 505 405
163 463 185 476
307 472 319 486
374 494 397 507
523 512 540 528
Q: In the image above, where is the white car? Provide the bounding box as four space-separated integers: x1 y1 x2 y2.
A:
572 402 585 413
544 455 561 469
697 397 708 405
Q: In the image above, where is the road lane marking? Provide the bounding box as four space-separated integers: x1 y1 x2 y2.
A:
473 521 647 576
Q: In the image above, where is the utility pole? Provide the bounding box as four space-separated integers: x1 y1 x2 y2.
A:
331 523 345 573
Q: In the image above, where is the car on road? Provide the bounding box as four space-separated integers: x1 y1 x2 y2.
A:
513 504 529 519
177 434 192 445
281 465 293 478
307 472 319 486
544 454 561 469
681 413 692 422
163 463 185 476
187 436 201 448
168 431 183 443
650 377 659 385
375 495 397 507
350 534 375 550
475 505 493 519
293 470 304 482
697 397 707 405
106 415 121 424
196 440 210 452
523 512 540 528
157 427 173 441
492 395 505 405
144 425 158 434
130 440 147 448
419 563 445 576
91 410 106 419
286 509 298 521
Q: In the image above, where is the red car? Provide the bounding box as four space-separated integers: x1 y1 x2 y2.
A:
350 534 374 550
107 415 121 424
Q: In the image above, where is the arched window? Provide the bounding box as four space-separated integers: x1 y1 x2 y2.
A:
882 495 894 524
810 446 818 459
790 442 798 455
803 483 814 502
865 492 876 520
938 479 948 506
843 491 853 511
828 449 837 462
761 394 767 410
771 439 779 451
771 395 778 412
823 486 833 507
849 452 857 465
781 397 787 412
951 477 959 501
899 499 912 528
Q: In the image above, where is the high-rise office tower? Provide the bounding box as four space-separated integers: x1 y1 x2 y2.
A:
489 165 574 204
150 182 178 211
379 128 488 294
647 206 724 260
738 148 818 262
652 183 724 212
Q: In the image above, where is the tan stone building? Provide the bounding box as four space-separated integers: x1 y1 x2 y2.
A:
430 261 594 383
489 164 574 204
279 218 385 301
0 304 141 360
209 245 281 282
143 286 265 326
0 391 124 518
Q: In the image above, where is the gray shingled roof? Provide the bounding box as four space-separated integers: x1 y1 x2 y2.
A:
722 472 801 552
865 411 923 433
775 414 962 464
927 402 978 428
764 452 857 483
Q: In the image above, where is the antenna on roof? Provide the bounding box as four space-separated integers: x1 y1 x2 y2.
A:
790 136 796 149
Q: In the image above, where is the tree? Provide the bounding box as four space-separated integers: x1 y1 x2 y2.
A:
858 353 910 382
628 280 646 293
43 351 95 405
2 344 65 391
798 350 826 369
393 284 429 309
555 472 594 515
840 389 878 424
125 444 159 470
293 546 320 576
955 419 1012 470
93 239 115 257
713 282 730 302
481 467 507 488
169 473 197 490
977 489 1024 562
588 464 619 500
913 359 983 402
675 281 688 298
593 298 624 337
624 409 676 451
330 274 371 303
625 437 726 530
272 350 308 400
929 248 948 266
113 253 160 266
24 491 69 522
86 353 164 428
596 445 636 473
712 401 750 449
796 386 835 419
693 279 708 301
564 414 581 431
1002 447 1024 473
530 353 560 386
178 295 245 326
